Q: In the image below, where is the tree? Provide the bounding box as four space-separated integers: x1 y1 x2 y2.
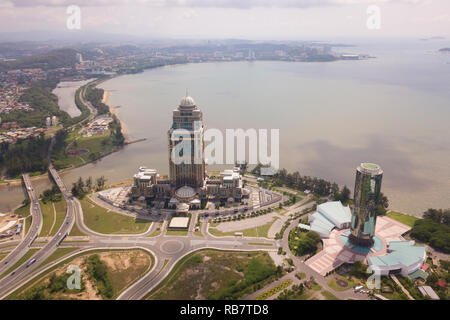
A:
71 182 79 197
379 192 389 209
76 177 85 192
341 186 351 203
331 183 339 197
96 176 107 189
85 176 93 190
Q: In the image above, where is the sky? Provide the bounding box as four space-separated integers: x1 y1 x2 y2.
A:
1 0 449 40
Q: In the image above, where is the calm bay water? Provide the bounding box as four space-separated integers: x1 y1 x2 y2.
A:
1 39 449 216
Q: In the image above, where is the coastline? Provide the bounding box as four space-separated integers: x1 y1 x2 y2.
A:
102 89 131 143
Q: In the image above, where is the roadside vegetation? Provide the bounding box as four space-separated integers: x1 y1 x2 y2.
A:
9 249 153 300
255 166 389 214
147 249 283 300
51 118 124 170
0 248 39 280
0 135 50 178
39 186 67 237
254 280 292 300
288 228 321 257
410 208 450 253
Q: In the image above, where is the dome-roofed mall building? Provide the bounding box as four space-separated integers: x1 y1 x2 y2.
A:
302 163 426 278
131 94 247 209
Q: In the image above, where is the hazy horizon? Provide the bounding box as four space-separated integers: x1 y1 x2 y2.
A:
1 0 449 41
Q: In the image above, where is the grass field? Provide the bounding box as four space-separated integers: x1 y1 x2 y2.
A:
50 200 67 235
194 221 203 237
36 247 80 270
146 249 278 300
80 197 151 234
0 251 11 262
68 222 86 236
165 230 188 236
386 211 419 228
321 290 339 300
24 216 32 235
39 199 67 237
327 276 358 291
52 130 116 169
0 249 39 280
208 218 277 238
15 203 31 218
147 222 162 237
39 201 54 237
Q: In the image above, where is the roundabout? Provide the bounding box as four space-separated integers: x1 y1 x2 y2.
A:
159 239 185 255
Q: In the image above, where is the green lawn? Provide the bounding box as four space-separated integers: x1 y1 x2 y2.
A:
0 251 11 262
24 216 32 235
52 131 116 169
327 276 358 291
39 199 67 237
311 282 322 291
208 218 277 238
166 230 188 236
386 211 419 227
39 201 54 237
15 203 31 218
50 199 67 236
147 222 162 237
194 222 203 237
36 247 80 269
321 290 339 300
69 222 86 236
0 249 40 280
80 197 151 234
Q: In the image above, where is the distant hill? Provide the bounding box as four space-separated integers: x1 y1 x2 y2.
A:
0 48 78 72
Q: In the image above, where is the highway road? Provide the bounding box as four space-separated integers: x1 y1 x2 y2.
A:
0 179 282 300
0 166 75 294
2 169 348 301
0 174 43 276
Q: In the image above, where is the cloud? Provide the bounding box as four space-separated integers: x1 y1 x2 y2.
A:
8 0 431 8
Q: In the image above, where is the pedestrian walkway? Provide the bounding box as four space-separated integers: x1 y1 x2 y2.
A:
391 274 414 300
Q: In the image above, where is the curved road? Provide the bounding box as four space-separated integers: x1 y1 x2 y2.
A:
2 169 339 301
0 174 43 275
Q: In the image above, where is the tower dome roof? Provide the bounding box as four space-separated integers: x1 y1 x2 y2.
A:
180 95 196 107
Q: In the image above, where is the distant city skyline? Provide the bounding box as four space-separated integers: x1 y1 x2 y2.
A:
0 0 449 41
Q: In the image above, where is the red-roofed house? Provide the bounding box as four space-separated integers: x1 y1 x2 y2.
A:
435 280 447 287
421 263 429 272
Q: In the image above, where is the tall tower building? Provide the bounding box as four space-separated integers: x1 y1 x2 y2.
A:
349 163 383 247
168 95 205 190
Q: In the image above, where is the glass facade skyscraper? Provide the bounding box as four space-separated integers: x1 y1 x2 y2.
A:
168 95 205 189
349 163 383 247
